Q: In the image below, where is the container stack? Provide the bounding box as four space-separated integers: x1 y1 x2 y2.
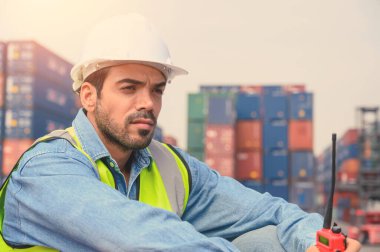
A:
187 84 315 207
262 86 290 200
288 91 314 210
203 86 237 177
0 42 6 177
2 41 75 177
235 86 263 192
187 93 207 161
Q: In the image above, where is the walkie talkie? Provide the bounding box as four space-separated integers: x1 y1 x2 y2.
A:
316 134 347 251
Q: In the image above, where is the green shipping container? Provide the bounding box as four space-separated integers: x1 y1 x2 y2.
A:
187 120 205 149
188 93 207 121
188 149 204 161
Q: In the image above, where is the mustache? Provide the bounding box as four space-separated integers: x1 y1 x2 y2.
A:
126 111 157 125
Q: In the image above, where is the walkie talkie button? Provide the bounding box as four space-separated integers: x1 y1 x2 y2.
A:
332 226 341 233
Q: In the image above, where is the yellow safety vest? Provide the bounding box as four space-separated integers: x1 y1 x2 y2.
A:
0 127 191 251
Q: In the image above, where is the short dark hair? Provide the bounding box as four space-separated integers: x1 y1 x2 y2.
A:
83 67 110 98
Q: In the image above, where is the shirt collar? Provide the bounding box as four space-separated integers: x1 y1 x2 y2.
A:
72 109 153 169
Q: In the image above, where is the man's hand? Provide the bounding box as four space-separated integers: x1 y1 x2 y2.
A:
306 237 361 251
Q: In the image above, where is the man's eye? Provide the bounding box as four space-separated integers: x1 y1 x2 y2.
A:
122 86 136 90
155 88 164 95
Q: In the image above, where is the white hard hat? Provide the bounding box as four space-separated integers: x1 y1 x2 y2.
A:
71 13 188 92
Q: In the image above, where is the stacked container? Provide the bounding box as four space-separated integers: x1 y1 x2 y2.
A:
204 87 236 177
288 91 314 210
0 42 6 178
2 41 75 177
187 93 207 161
187 84 315 206
235 86 263 191
262 86 289 200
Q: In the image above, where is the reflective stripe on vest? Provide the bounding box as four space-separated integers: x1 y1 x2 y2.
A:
0 127 190 251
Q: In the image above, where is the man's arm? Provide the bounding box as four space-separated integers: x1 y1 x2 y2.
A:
3 140 238 251
176 147 325 252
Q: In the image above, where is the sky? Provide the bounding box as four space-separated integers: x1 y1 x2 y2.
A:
0 0 379 154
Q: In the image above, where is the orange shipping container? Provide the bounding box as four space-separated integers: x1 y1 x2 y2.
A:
205 155 235 178
235 120 262 150
205 124 235 156
288 120 313 150
3 139 34 176
235 150 262 181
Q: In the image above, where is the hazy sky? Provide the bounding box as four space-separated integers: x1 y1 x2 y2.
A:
0 0 379 154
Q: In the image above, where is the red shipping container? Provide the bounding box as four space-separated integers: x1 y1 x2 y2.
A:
205 155 234 177
205 124 235 155
239 85 262 94
236 120 262 150
283 84 306 94
236 150 262 180
341 129 359 146
3 139 34 176
288 120 313 150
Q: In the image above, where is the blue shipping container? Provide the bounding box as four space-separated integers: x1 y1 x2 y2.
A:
289 93 313 120
290 151 314 179
290 181 314 210
236 93 261 119
6 41 72 84
262 86 286 96
337 144 360 166
6 74 77 118
262 95 288 121
264 179 289 200
263 119 288 149
240 180 264 193
5 108 72 139
264 148 288 180
207 95 235 124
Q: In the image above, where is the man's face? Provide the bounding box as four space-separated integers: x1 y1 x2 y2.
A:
93 63 166 151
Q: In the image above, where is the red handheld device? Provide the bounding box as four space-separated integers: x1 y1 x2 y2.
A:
316 134 347 251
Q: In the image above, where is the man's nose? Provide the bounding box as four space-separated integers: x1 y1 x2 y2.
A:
136 89 154 111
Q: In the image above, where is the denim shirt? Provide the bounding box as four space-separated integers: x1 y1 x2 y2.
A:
3 109 323 252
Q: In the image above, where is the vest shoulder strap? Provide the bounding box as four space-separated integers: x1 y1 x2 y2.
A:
147 140 191 217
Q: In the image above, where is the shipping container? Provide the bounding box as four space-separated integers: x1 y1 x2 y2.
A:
207 94 235 124
288 120 313 150
6 41 72 84
290 151 314 179
205 124 235 155
163 135 177 146
188 149 204 161
200 85 240 94
188 93 207 121
205 155 234 177
263 148 288 180
187 121 205 149
235 93 261 119
239 85 262 94
262 94 288 121
290 181 315 210
5 108 72 139
240 180 264 193
5 74 76 117
2 138 34 176
289 93 313 120
236 150 262 180
341 129 359 146
235 120 262 150
337 144 360 165
263 119 288 149
0 42 5 107
264 179 289 200
283 84 306 94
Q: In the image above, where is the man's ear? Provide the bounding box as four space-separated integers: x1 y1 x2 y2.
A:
80 82 97 112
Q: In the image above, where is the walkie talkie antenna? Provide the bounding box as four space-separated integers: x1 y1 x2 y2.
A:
323 133 336 229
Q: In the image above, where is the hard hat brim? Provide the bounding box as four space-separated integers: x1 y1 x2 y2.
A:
71 59 188 92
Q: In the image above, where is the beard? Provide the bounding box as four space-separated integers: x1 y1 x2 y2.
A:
94 103 156 151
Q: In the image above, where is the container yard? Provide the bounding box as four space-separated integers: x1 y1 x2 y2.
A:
0 2 379 250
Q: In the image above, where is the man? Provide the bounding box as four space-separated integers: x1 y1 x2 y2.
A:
1 14 360 251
